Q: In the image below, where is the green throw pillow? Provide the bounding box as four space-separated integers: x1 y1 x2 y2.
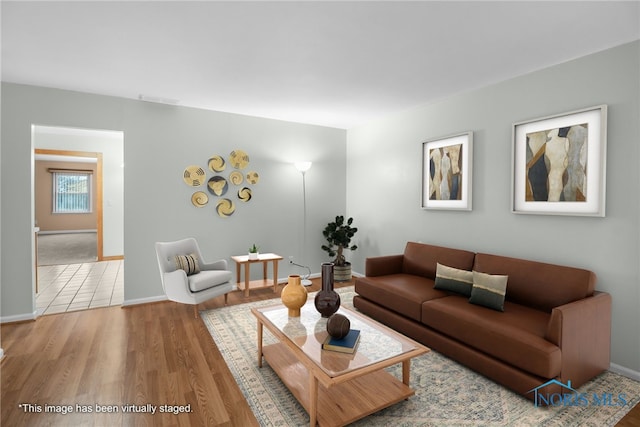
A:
434 263 474 297
469 271 508 311
174 253 200 276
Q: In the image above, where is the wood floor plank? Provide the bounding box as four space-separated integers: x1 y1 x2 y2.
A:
1 277 638 426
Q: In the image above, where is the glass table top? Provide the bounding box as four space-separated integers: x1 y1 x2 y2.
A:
254 302 422 377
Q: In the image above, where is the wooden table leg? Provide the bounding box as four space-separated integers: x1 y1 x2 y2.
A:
402 359 410 386
272 260 279 293
244 262 251 297
235 262 241 287
309 374 318 427
257 320 263 368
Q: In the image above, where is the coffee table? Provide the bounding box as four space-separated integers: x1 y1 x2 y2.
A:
251 303 429 426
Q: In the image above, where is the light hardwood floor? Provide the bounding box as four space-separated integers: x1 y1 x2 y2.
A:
2 278 639 426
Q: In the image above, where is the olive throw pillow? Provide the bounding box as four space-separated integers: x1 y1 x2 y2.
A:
434 263 474 297
174 253 200 276
469 271 508 311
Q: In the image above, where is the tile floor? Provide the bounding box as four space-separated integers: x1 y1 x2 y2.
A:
36 260 124 316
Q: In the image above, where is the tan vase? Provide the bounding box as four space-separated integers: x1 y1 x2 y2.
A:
281 275 308 317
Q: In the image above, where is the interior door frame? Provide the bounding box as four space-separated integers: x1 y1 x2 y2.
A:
34 148 104 261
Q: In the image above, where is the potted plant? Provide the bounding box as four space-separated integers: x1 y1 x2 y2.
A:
248 243 259 260
321 215 358 281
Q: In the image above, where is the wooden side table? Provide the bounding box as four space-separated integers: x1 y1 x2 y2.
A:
231 253 283 297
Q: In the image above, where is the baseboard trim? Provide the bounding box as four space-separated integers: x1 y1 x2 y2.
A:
122 295 168 307
1 310 37 324
101 255 124 261
610 363 640 381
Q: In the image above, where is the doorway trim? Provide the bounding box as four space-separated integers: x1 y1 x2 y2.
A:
35 148 105 261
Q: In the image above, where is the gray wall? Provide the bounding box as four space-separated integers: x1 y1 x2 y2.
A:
1 83 346 318
347 41 640 374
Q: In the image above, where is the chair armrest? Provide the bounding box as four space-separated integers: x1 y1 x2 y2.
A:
164 269 187 283
200 259 228 271
365 254 404 277
162 269 195 304
545 291 611 387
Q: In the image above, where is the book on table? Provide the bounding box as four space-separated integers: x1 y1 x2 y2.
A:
322 329 361 354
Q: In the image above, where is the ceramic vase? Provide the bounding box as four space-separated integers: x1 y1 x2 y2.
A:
314 263 340 317
281 275 307 317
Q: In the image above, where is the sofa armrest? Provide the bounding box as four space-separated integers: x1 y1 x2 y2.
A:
365 254 404 276
545 291 611 387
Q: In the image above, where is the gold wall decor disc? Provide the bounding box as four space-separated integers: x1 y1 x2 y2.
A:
238 187 252 202
229 149 250 169
183 165 206 187
216 198 235 217
191 191 208 207
208 155 226 172
246 171 260 184
229 170 244 185
207 176 228 196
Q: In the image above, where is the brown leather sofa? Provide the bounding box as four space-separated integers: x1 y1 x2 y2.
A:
353 241 611 399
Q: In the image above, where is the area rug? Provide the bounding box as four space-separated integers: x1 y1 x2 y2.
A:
201 287 639 426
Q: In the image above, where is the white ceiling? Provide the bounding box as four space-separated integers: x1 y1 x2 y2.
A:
2 1 639 129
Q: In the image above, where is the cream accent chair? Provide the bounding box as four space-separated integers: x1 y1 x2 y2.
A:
155 238 235 317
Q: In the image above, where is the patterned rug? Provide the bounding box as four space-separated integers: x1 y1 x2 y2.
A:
201 287 639 426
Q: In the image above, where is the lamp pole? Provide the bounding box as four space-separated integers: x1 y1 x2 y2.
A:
294 162 312 285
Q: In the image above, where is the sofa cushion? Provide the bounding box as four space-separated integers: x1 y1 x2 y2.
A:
468 271 508 311
402 242 476 279
434 263 473 296
422 296 561 378
473 253 596 312
355 274 449 322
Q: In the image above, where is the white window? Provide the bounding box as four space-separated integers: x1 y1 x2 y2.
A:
52 171 92 213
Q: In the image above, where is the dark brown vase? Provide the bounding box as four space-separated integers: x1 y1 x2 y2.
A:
314 263 340 317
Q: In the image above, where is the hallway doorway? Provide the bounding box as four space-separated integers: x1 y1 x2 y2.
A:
32 126 124 314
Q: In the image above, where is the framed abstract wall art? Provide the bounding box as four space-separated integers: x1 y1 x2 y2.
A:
512 105 607 216
421 132 473 211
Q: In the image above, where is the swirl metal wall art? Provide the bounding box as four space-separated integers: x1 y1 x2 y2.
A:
238 187 252 202
191 191 208 207
208 155 226 172
182 149 259 218
229 171 243 185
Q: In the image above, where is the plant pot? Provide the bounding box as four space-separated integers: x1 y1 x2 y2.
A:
248 252 258 260
333 262 352 282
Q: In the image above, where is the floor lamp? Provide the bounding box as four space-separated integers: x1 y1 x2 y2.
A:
293 161 313 286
